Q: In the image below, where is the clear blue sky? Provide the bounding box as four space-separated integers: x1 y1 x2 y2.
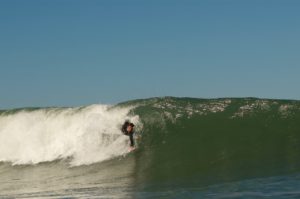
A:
1 0 299 108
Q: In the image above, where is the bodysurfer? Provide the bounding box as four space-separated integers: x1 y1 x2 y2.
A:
121 121 135 151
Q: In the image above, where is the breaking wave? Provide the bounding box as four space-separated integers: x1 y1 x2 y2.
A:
1 96 300 185
0 105 139 166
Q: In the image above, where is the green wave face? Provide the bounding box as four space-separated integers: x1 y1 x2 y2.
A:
119 97 300 187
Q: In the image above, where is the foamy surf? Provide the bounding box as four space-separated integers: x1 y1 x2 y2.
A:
0 104 140 166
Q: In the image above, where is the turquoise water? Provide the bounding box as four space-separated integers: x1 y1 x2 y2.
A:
0 97 300 198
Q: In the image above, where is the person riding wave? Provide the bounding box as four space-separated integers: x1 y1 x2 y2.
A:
121 121 135 151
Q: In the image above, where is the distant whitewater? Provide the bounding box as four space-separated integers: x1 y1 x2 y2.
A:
1 97 300 198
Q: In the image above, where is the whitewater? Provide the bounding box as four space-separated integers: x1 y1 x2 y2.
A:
0 105 140 166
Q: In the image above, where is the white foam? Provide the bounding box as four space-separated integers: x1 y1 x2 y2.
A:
0 105 139 166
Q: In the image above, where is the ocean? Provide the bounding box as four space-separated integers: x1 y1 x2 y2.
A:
0 97 300 198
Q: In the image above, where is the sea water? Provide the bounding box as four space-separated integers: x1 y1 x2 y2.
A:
1 97 300 198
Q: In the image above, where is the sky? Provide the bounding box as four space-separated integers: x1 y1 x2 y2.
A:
0 0 300 109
